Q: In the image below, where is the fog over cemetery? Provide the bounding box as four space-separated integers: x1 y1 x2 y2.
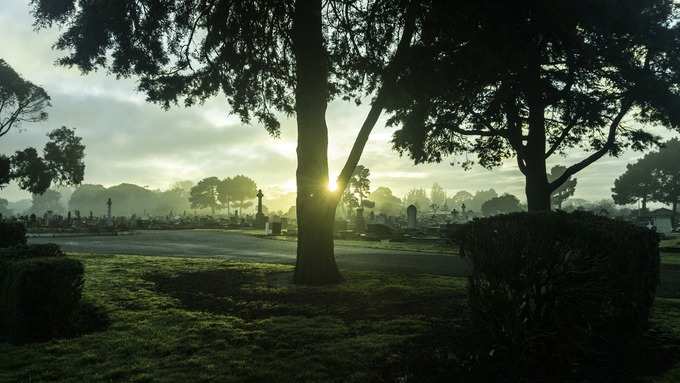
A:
3 1 680 382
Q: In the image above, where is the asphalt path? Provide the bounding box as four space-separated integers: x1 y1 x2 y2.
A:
29 230 470 276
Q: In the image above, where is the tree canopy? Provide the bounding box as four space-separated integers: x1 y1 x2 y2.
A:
388 0 680 211
31 0 425 284
1 126 85 194
613 138 680 223
0 58 50 138
481 194 523 216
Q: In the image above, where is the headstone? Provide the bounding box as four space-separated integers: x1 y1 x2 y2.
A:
255 189 267 229
407 204 417 229
271 222 282 235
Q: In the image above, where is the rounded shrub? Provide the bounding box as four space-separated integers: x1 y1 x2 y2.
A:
0 221 27 248
456 211 660 380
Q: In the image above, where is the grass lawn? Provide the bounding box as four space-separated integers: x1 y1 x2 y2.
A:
213 228 457 255
2 253 680 382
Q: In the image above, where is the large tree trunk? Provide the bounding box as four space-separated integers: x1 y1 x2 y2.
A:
673 199 678 228
292 0 342 285
524 44 551 212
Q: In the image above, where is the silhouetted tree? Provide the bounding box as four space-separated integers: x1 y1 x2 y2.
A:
389 1 680 211
651 139 680 226
612 157 658 211
2 126 85 194
548 165 577 209
615 139 680 224
349 165 371 207
189 177 222 214
0 58 50 138
481 194 523 216
31 0 423 284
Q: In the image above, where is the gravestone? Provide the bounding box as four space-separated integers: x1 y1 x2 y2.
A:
255 189 267 229
106 198 113 227
271 222 282 235
407 204 417 229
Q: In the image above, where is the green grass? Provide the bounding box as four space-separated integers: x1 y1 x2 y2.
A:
220 228 457 255
2 253 680 382
0 254 466 382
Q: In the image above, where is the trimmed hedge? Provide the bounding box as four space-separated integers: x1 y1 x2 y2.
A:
0 246 84 344
0 221 27 248
456 211 660 380
0 243 65 259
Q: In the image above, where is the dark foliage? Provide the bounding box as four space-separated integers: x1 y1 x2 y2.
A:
0 255 84 344
0 243 65 259
455 212 660 381
0 221 27 248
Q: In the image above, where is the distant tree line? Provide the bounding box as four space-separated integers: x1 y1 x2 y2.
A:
189 175 257 215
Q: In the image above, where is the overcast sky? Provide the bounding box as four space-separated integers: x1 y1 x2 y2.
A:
1 1 677 205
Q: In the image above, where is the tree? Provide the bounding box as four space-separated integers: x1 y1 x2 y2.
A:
349 165 371 207
32 0 422 284
189 177 222 214
467 189 498 213
481 194 523 217
652 139 680 226
27 189 64 216
2 126 86 194
0 58 84 195
430 183 447 207
404 188 430 211
0 58 50 138
447 191 473 209
614 139 680 225
368 187 402 217
548 165 577 209
612 157 658 211
228 175 258 213
388 1 680 211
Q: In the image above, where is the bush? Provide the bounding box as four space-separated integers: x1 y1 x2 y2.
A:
0 221 26 248
456 211 660 380
0 243 65 260
0 256 84 344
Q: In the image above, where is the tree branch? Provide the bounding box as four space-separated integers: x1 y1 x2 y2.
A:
333 1 417 203
549 99 633 192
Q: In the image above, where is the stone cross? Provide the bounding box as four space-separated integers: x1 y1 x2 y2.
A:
107 198 112 219
256 189 264 215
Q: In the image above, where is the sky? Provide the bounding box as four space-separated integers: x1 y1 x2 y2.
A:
1 1 677 208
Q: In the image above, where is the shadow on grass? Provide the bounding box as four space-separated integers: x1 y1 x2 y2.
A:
144 269 467 321
144 268 680 382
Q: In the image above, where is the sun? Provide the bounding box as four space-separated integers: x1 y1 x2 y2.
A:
327 178 338 192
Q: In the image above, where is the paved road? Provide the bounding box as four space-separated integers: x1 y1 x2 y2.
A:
29 230 470 276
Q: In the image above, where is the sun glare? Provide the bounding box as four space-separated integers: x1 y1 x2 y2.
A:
327 179 338 192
